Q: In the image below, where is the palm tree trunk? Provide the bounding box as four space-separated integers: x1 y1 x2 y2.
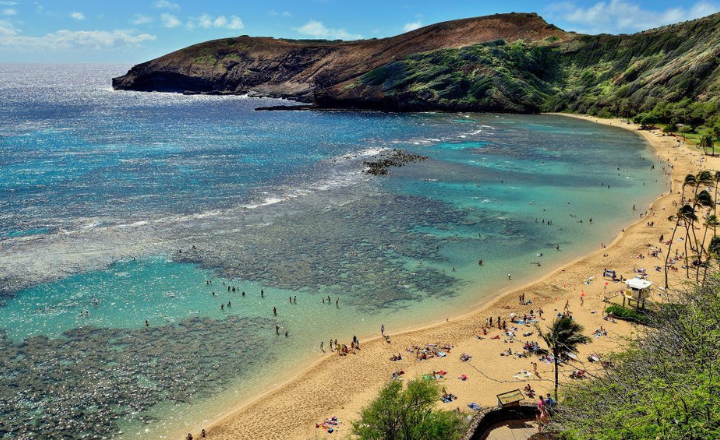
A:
684 224 690 279
664 221 681 288
554 348 559 401
699 217 710 282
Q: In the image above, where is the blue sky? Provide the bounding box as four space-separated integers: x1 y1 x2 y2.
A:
0 0 718 63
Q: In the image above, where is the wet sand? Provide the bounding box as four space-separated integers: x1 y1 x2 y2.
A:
190 115 715 439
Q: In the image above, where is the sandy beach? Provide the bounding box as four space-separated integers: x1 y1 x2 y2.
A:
193 114 717 440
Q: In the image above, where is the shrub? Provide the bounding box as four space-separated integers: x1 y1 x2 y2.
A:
606 305 649 324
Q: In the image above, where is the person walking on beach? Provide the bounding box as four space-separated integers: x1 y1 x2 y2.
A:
320 341 324 352
381 324 385 336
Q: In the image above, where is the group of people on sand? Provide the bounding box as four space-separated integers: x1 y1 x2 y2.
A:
324 335 361 356
185 428 206 439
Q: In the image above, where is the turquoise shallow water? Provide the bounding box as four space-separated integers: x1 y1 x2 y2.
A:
0 64 669 438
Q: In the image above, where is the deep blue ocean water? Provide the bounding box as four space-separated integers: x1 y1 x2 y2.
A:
0 64 668 438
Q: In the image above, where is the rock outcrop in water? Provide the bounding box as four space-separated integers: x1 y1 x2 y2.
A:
113 11 720 118
363 149 429 175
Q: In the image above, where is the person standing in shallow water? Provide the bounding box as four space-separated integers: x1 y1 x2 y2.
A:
273 306 277 316
381 324 385 336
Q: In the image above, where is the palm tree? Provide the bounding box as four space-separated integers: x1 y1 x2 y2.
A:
665 204 695 288
680 205 698 279
682 174 697 204
537 317 591 401
700 134 714 156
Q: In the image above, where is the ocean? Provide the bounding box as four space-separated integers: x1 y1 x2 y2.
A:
0 63 667 438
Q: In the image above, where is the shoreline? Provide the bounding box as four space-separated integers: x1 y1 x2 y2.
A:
194 114 709 439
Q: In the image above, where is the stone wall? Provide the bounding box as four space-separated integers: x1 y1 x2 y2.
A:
462 402 539 440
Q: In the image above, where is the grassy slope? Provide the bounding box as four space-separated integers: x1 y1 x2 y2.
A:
322 12 720 125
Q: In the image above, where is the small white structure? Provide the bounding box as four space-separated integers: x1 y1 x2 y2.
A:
624 278 653 308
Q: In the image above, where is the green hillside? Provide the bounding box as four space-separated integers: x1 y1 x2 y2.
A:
322 12 720 130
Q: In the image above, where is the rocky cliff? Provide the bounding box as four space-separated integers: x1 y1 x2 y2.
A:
114 11 720 120
112 13 567 104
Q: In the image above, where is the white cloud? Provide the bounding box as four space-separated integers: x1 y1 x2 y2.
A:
131 14 152 25
0 18 17 37
403 20 423 32
227 15 243 30
269 10 292 17
161 13 181 28
0 23 156 52
547 0 720 34
3 8 16 15
154 0 180 10
70 12 85 21
189 13 243 30
0 1 17 5
295 20 361 40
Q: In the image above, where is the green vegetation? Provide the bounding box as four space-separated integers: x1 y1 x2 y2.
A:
360 40 560 112
552 275 720 439
352 377 466 440
605 305 649 325
356 12 720 125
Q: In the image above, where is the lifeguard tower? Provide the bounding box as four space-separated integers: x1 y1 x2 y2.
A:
623 278 652 309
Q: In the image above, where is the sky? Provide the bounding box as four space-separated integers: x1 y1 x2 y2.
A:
0 0 719 63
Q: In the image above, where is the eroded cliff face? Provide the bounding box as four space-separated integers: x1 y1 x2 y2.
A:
114 11 720 116
112 12 568 104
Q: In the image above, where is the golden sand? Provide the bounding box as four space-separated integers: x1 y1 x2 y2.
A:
192 115 717 439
